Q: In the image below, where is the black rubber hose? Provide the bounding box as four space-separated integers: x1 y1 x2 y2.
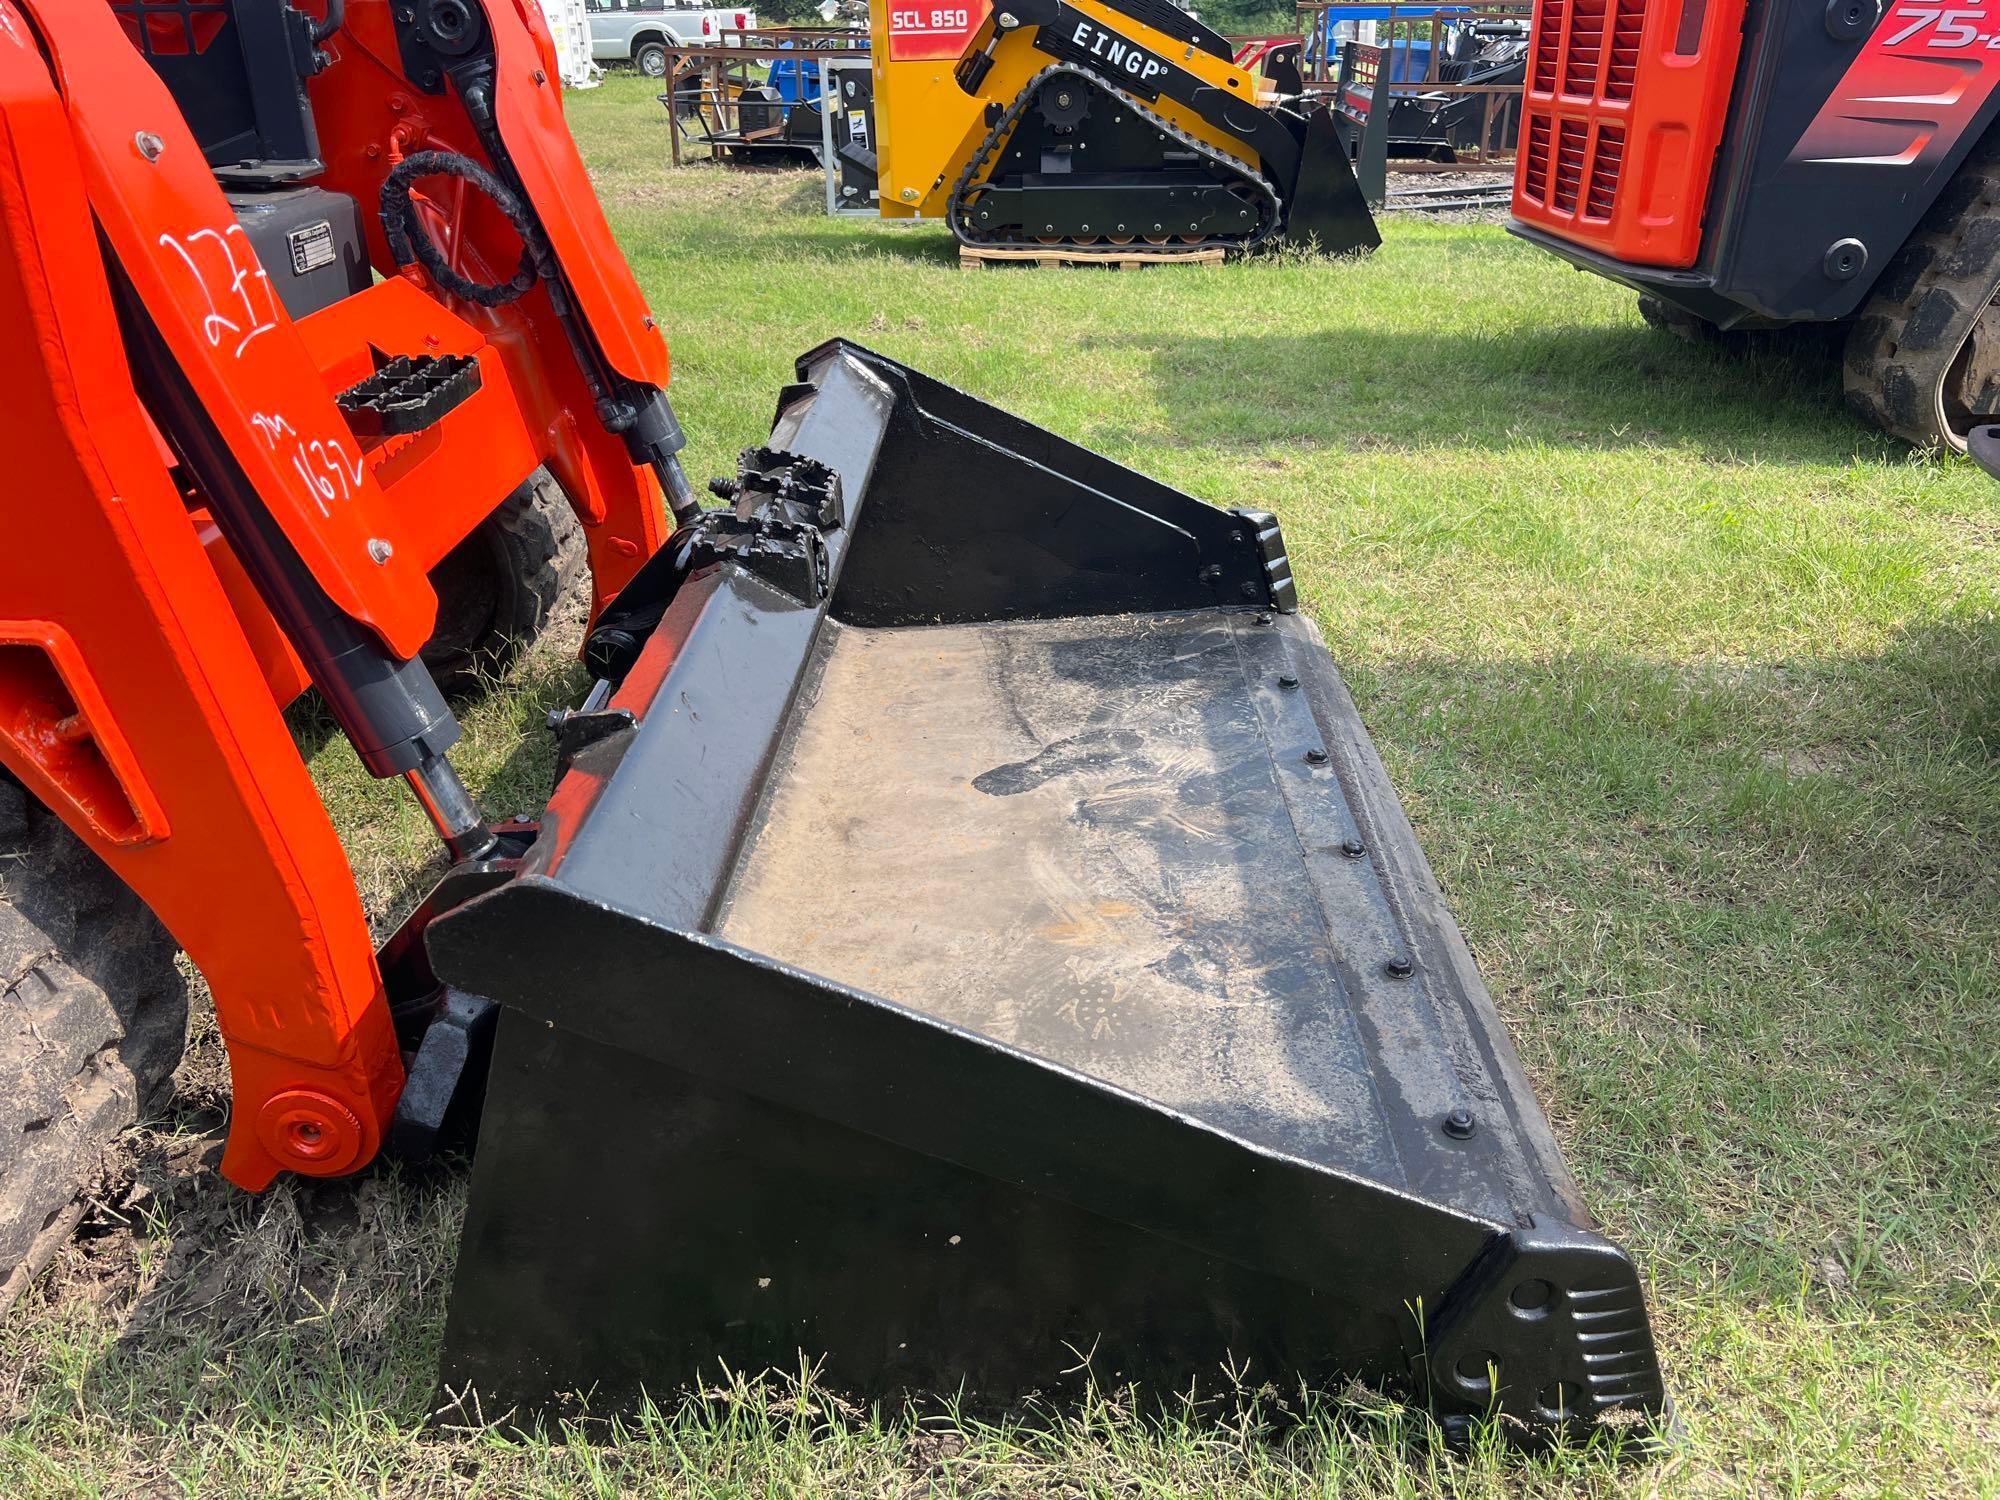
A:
379 150 551 307
310 0 346 44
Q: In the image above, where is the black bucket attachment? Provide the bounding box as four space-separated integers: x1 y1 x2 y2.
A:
1281 101 1381 254
425 342 1663 1440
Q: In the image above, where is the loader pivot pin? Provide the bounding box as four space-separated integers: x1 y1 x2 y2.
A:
257 1089 365 1173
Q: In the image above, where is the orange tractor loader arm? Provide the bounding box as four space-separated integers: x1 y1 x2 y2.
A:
0 0 682 1190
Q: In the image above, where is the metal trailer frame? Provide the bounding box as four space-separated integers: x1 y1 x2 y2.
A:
660 41 870 168
1304 2 1529 169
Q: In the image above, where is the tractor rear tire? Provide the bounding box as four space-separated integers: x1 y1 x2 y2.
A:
1843 133 2000 451
0 776 187 1280
421 470 583 698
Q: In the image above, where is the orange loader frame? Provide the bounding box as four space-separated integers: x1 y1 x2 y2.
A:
0 0 671 1191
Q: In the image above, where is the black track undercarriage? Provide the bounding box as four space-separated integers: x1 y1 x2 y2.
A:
950 66 1283 256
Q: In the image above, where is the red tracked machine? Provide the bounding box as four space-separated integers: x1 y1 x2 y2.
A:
1512 0 2000 455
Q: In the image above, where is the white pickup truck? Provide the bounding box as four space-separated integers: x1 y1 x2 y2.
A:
585 0 758 78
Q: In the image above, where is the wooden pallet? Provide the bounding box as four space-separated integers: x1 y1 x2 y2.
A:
959 243 1226 270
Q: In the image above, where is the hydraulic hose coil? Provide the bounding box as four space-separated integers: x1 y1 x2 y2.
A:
379 149 552 307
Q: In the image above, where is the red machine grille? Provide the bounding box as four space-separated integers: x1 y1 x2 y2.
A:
1551 118 1587 213
1522 115 1552 201
1561 0 1607 98
1586 123 1625 216
1511 0 1749 267
1605 0 1644 100
1532 0 1562 91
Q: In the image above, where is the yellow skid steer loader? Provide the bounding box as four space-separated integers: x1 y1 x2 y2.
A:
828 0 1380 256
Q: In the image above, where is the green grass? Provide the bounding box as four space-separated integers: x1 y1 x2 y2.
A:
4 72 1997 1496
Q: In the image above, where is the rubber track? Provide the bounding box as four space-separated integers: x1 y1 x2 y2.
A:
1844 129 2000 449
948 61 1282 257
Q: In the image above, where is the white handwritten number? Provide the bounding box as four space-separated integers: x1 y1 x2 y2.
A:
158 225 281 358
251 410 364 521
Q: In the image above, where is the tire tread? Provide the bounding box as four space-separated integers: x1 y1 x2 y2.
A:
420 469 584 697
0 778 186 1276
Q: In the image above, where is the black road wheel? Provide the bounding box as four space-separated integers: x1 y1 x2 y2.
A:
1637 293 1726 346
1844 130 2000 451
421 470 584 698
0 775 186 1280
1639 293 1847 371
635 41 669 79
